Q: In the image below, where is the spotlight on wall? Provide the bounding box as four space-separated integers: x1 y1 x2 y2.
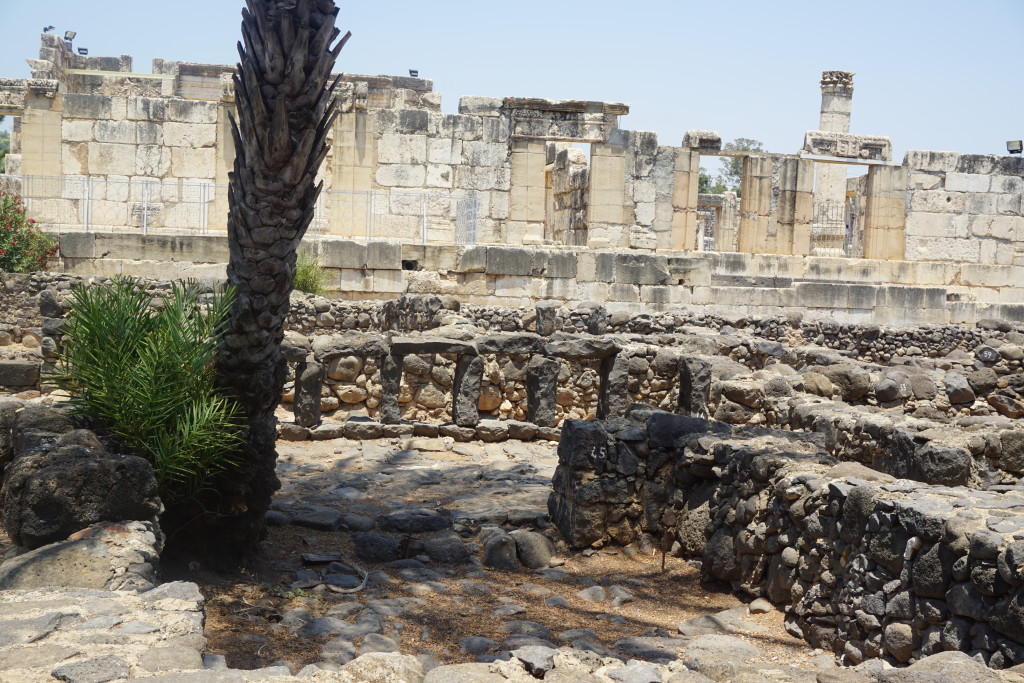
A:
409 69 419 78
64 31 76 41
1008 140 1023 155
77 47 89 56
42 26 55 33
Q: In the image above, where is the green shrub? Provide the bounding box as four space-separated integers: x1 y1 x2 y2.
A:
294 249 325 295
0 190 58 273
50 277 242 503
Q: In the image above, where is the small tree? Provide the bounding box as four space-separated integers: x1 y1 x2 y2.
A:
0 190 58 273
51 277 243 504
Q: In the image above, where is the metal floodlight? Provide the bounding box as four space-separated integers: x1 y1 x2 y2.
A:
43 26 55 33
64 30 76 41
1008 140 1023 155
409 69 419 78
77 47 89 56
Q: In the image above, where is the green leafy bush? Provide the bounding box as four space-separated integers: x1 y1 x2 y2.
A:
50 277 242 503
294 249 325 295
0 190 58 273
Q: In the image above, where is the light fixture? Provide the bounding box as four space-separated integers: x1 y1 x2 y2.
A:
408 69 419 78
77 47 89 56
43 26 55 33
64 31 76 41
1008 140 1023 155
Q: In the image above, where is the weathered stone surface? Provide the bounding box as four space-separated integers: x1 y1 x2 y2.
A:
2 445 161 548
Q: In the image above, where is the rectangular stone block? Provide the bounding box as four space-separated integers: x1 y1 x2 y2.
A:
905 150 960 173
58 232 96 258
319 239 367 270
378 134 428 165
0 360 40 387
137 145 171 176
457 246 487 272
458 96 503 116
62 120 93 142
167 99 218 124
366 241 402 270
910 190 966 214
94 120 138 144
372 269 406 293
88 142 137 176
170 147 216 178
376 164 426 188
486 246 535 276
163 122 216 148
63 94 126 120
127 97 167 121
945 172 991 193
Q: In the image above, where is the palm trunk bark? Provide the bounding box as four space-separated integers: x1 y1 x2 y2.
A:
169 0 348 564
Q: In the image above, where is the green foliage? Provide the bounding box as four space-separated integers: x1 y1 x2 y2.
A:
0 190 58 273
699 168 728 195
293 249 325 295
719 137 764 192
50 277 243 503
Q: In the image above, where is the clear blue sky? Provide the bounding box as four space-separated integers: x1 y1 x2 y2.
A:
2 0 1022 173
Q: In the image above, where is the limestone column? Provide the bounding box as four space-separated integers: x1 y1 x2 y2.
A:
379 353 402 424
814 71 854 207
587 133 628 248
331 109 375 238
509 139 547 244
671 148 700 251
737 156 772 253
526 355 560 427
452 354 483 427
864 165 907 260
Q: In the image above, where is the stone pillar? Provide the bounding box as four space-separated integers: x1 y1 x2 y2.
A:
509 138 547 244
814 71 854 207
598 354 630 420
18 108 62 177
452 354 483 428
330 109 375 238
671 148 700 250
293 354 323 428
864 165 907 260
714 191 739 252
526 355 560 427
587 131 629 248
737 156 772 254
678 356 711 418
379 353 402 424
777 158 815 255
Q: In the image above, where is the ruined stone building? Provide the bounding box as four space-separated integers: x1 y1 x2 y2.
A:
1 34 1023 324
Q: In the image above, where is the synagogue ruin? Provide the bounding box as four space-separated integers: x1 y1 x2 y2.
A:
3 29 1024 681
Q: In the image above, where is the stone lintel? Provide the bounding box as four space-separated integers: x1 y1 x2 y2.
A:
682 130 722 153
802 131 892 162
502 97 630 116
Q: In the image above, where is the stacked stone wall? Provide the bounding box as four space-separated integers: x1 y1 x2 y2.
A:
550 407 1024 668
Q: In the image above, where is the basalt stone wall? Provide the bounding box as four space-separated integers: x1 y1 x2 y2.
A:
549 406 1024 669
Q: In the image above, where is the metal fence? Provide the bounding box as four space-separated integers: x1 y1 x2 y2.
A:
810 200 852 257
0 174 478 244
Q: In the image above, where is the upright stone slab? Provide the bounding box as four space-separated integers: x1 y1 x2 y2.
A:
526 355 560 427
452 354 483 428
293 354 323 428
598 354 629 420
535 302 559 337
678 355 711 418
379 353 402 424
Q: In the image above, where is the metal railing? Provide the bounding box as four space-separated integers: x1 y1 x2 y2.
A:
810 200 851 257
0 174 478 244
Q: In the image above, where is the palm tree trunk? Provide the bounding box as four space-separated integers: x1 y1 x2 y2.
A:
169 0 349 564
